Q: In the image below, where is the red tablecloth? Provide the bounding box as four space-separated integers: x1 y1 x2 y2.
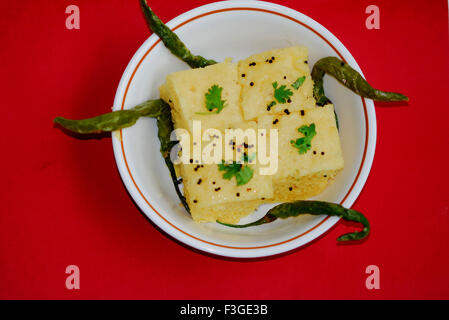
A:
1 0 448 299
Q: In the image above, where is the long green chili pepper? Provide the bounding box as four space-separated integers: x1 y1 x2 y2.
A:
217 200 370 241
54 98 190 212
311 56 409 106
53 99 166 134
139 0 217 69
156 103 190 212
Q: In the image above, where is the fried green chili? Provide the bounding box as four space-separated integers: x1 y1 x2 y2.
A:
311 56 409 106
53 99 166 134
139 0 217 68
54 98 190 212
156 102 190 212
217 200 370 241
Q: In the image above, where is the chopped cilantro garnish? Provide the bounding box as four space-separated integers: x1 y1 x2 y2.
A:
291 76 306 90
197 84 226 114
219 161 241 179
272 81 293 104
218 160 254 186
290 123 316 154
235 166 254 185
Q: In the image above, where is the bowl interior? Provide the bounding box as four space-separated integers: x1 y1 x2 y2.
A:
112 1 374 257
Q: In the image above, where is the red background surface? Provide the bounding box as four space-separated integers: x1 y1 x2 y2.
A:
1 0 448 299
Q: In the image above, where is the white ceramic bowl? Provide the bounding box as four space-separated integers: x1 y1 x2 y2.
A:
112 0 376 258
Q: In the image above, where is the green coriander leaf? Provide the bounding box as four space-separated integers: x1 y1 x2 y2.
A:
218 161 253 185
235 166 254 186
291 76 306 90
290 137 308 154
298 123 316 137
204 84 226 114
290 123 316 154
272 82 293 104
219 161 241 179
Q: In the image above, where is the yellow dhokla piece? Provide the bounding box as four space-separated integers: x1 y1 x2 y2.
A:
179 160 273 223
258 104 344 201
159 61 243 133
177 122 273 223
238 46 316 121
160 62 274 223
160 50 345 223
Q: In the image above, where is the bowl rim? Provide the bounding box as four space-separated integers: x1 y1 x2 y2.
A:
112 0 377 258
